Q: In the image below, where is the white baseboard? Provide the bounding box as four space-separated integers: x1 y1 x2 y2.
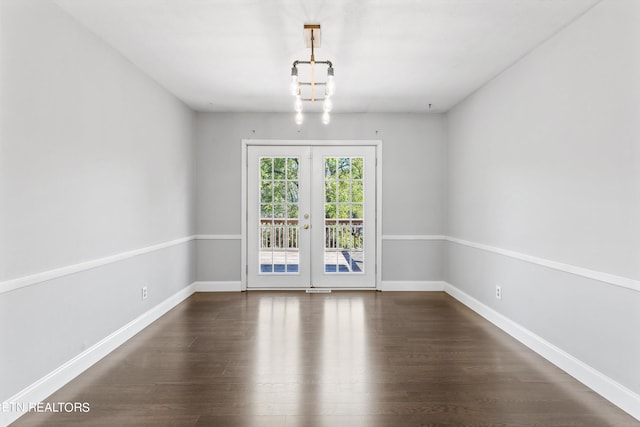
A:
194 281 242 292
443 282 640 422
380 280 445 291
1 283 197 427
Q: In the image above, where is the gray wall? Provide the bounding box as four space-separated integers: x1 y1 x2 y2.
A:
194 113 448 283
446 0 640 396
0 0 196 401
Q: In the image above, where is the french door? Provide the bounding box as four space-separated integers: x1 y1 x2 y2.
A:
247 145 376 289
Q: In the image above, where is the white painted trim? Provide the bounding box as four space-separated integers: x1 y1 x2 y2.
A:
380 281 445 291
0 236 195 295
0 283 197 427
446 236 640 293
443 282 640 422
382 234 447 241
378 234 640 292
4 233 636 296
375 143 383 291
241 140 248 291
194 281 242 292
244 139 382 147
195 234 242 240
245 287 377 292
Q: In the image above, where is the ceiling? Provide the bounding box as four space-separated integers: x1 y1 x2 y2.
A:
54 0 600 113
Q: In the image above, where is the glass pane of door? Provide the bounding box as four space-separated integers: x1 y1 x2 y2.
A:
247 146 311 288
323 156 365 273
259 156 300 273
311 146 376 288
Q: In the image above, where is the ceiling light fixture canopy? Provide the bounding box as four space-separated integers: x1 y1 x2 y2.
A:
290 24 335 125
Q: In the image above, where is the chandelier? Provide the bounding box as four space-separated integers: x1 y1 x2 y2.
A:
290 24 335 125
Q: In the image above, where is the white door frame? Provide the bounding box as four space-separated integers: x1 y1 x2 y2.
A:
241 139 382 291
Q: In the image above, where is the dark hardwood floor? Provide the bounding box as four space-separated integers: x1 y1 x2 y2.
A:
12 291 639 426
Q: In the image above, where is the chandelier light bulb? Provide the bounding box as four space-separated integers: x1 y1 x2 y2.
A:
322 111 330 125
290 78 298 96
323 97 332 113
326 75 335 96
295 112 303 125
294 96 303 112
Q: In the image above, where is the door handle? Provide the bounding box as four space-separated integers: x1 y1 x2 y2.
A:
303 224 310 230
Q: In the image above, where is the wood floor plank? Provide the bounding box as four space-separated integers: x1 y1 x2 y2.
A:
11 291 640 426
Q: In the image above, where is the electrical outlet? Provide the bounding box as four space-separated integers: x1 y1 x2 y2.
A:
495 285 502 300
141 286 148 300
